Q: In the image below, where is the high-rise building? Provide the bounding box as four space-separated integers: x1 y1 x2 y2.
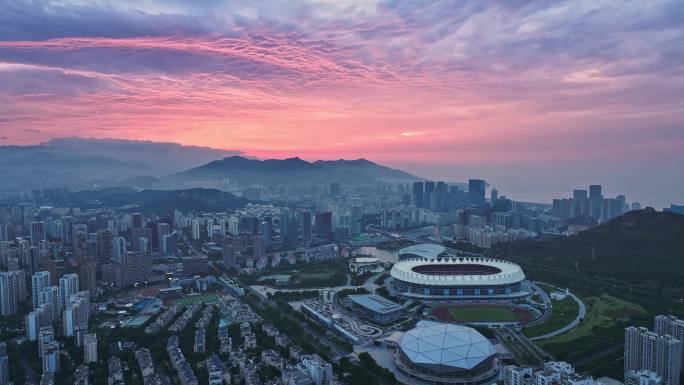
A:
83 333 98 363
30 221 46 246
96 229 113 264
423 181 435 209
161 231 179 257
39 286 60 322
26 307 50 341
589 185 603 199
38 326 55 358
58 273 79 311
625 326 681 385
63 291 90 337
111 236 126 264
131 213 143 230
222 243 235 269
468 179 486 205
0 342 8 385
589 185 603 219
260 221 272 246
253 235 265 259
32 271 51 310
314 212 332 240
412 182 424 208
79 261 97 298
301 211 312 239
120 251 150 288
157 223 170 251
41 341 59 374
655 316 684 366
0 271 21 315
350 206 362 236
491 188 499 202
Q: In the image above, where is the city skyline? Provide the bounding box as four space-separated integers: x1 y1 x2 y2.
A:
1 1 683 207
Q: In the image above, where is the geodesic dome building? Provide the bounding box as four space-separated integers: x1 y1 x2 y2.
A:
395 321 499 385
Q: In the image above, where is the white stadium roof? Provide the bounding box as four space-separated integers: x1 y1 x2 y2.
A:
397 244 446 259
399 321 496 371
390 257 525 286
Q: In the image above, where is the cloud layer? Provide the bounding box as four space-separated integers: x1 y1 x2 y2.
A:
1 0 683 205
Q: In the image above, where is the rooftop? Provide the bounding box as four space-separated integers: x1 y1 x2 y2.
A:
347 294 403 314
397 244 446 259
399 321 496 372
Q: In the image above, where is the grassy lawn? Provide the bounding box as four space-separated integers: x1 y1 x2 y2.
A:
175 293 220 305
522 296 579 338
449 306 521 322
539 294 644 345
433 305 529 322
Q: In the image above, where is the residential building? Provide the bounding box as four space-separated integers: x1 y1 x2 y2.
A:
626 370 662 385
301 354 333 385
625 326 681 385
83 333 98 363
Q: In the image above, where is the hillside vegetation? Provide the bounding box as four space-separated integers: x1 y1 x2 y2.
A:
503 209 684 298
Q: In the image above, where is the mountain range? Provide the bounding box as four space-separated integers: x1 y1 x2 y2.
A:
0 137 242 190
167 156 420 186
55 187 249 214
0 137 421 190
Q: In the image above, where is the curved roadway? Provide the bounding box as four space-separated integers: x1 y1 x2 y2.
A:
529 284 586 341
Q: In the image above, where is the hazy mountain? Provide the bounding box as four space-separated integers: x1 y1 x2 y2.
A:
504 208 684 297
168 156 421 186
313 159 421 183
61 187 249 214
0 137 244 190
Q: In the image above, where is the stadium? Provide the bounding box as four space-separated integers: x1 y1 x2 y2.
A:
397 244 447 260
390 257 528 301
394 321 499 385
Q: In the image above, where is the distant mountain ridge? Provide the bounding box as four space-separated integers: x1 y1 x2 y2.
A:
59 187 249 214
0 137 423 191
168 156 421 186
0 137 244 190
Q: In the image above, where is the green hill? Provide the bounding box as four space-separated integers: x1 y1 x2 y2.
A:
502 208 684 298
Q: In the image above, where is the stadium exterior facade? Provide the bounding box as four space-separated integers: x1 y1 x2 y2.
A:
397 244 447 260
390 257 528 301
395 321 499 385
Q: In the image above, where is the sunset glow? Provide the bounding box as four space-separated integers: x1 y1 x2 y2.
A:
1 0 683 204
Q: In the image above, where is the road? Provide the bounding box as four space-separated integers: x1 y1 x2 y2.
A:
529 285 586 341
495 328 553 367
244 285 350 360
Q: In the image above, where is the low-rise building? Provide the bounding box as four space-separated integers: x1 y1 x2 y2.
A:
261 349 284 370
108 356 124 385
74 364 89 385
347 294 405 324
206 354 227 385
194 328 206 353
135 348 155 378
300 354 333 385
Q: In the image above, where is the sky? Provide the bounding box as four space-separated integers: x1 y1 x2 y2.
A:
0 0 683 206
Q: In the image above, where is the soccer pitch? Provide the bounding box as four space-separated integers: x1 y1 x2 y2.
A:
175 293 220 305
434 305 526 322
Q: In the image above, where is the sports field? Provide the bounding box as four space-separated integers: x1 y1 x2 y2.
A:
175 293 219 305
433 305 532 323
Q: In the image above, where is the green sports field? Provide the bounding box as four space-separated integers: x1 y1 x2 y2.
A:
433 305 531 323
175 293 219 305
